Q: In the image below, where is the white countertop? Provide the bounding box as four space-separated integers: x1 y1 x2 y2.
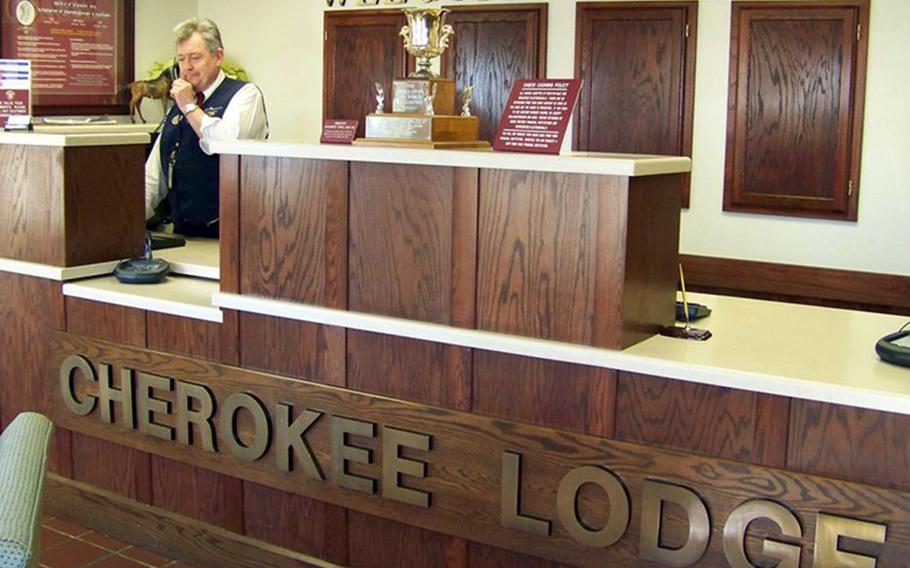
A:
0 236 219 281
33 123 158 135
63 275 221 323
212 291 910 416
0 131 150 147
209 139 691 177
156 236 219 280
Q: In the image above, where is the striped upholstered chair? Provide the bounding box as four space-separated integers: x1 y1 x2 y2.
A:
0 413 53 568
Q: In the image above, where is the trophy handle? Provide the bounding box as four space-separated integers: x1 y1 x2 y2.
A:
399 25 412 51
439 24 454 51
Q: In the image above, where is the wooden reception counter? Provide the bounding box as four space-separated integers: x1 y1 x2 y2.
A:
3 139 910 568
0 131 149 267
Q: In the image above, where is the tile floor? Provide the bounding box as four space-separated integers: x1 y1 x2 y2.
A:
39 515 197 568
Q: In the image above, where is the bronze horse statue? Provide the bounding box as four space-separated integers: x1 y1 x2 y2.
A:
126 66 176 123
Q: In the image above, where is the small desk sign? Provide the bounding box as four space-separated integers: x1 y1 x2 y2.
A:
320 119 359 144
493 79 582 154
0 59 31 129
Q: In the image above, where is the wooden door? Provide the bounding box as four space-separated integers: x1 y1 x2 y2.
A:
443 5 547 143
324 11 407 138
724 1 869 220
575 2 696 206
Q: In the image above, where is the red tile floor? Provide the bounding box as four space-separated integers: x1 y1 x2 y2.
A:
39 515 198 568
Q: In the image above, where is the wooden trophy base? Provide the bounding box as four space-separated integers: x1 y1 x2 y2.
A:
353 138 491 149
357 113 488 149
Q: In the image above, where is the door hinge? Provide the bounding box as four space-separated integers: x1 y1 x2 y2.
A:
857 24 862 41
848 180 854 196
685 24 690 38
325 31 328 42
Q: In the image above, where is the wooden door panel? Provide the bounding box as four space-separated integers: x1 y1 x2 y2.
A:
575 3 696 206
724 1 869 219
324 11 406 138
445 6 547 143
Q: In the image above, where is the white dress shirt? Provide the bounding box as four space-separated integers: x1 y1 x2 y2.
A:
144 70 269 219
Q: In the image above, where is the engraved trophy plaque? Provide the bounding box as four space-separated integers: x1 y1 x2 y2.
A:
356 6 489 149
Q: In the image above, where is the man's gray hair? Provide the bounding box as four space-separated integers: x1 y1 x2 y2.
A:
174 18 223 53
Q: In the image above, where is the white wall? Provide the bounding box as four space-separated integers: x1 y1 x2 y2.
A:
135 0 910 277
134 0 198 124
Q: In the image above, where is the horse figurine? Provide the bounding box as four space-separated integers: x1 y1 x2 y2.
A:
126 66 176 123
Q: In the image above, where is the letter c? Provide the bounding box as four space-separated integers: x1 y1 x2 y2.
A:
59 354 97 416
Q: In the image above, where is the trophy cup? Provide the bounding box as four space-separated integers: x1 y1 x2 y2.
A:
400 8 454 80
356 7 489 149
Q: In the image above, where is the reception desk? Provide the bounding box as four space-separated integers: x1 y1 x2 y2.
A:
2 139 910 568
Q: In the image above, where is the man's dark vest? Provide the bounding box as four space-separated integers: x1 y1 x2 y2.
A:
160 77 245 237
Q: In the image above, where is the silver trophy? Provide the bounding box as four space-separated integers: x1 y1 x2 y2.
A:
424 83 438 116
374 82 385 114
460 85 474 117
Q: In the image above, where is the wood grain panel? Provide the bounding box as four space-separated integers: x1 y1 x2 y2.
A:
46 474 334 568
789 400 910 491
0 146 63 264
150 456 243 532
63 146 145 265
444 5 547 143
71 433 151 503
146 311 242 532
724 1 869 219
66 297 146 347
618 174 682 346
348 511 466 568
477 169 624 347
616 372 790 467
473 351 616 437
239 313 345 387
349 163 478 325
0 273 64 422
0 145 144 266
239 156 348 308
50 333 910 567
64 297 151 502
324 10 406 138
0 272 66 472
681 253 910 316
147 312 233 363
347 330 471 410
575 3 696 206
243 481 348 565
468 542 572 568
219 154 241 293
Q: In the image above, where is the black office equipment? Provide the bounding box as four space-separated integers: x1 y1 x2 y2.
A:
150 233 186 250
876 324 910 368
113 234 170 284
661 264 712 341
676 301 711 322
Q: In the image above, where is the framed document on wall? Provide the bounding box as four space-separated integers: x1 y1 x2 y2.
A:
0 0 133 115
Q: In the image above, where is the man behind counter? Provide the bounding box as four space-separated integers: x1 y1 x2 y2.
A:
145 18 268 238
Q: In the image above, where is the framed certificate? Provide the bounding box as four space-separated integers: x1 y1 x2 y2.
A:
0 0 133 115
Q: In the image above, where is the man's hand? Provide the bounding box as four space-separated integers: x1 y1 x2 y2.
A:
170 78 196 113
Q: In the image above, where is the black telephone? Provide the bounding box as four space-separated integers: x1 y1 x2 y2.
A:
876 323 910 368
113 234 170 284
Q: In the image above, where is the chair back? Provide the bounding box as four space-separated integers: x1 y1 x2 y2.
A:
0 412 54 568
